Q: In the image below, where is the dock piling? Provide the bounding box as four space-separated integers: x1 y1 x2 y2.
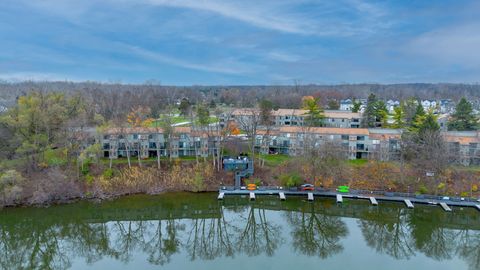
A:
404 199 414 208
440 202 452 212
369 197 378 206
279 192 286 201
218 193 225 200
249 192 255 201
336 194 343 203
308 193 314 201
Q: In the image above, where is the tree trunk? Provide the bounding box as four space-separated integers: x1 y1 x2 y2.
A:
156 140 161 169
126 140 131 168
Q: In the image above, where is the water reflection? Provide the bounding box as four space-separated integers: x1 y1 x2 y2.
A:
0 194 480 270
286 203 347 258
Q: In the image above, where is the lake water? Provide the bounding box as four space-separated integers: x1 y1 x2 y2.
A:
1 192 479 270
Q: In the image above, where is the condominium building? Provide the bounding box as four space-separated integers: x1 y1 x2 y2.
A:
220 108 363 129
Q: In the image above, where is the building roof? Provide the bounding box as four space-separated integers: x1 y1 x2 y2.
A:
277 126 370 135
104 126 192 135
229 108 361 119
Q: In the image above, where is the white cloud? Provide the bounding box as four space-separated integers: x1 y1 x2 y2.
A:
121 43 260 75
132 0 390 36
0 72 81 82
266 51 301 62
407 22 480 67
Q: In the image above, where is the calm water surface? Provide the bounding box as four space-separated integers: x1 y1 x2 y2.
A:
1 193 480 270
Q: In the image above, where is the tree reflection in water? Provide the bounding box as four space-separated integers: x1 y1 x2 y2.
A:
286 202 348 258
1 195 480 270
358 206 415 259
236 206 283 257
186 212 236 260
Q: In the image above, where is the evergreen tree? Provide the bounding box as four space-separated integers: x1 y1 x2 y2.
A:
375 100 388 127
402 97 419 126
391 106 405 129
178 98 191 116
363 94 388 127
364 93 378 127
351 99 362 113
419 112 440 134
409 103 426 131
448 97 478 131
302 96 324 127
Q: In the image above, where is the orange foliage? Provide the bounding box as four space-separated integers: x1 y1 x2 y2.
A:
127 106 151 127
224 121 240 135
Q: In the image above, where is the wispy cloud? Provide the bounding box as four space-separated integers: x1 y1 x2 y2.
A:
121 43 260 75
0 72 80 82
130 0 391 36
266 51 301 62
406 22 480 67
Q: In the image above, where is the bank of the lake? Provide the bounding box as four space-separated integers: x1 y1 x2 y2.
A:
1 192 480 270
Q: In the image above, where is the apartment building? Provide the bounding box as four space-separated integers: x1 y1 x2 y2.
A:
220 108 363 129
98 125 480 165
100 127 218 159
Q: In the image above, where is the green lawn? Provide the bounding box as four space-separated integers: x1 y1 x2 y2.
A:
150 115 218 127
257 154 292 166
347 159 368 166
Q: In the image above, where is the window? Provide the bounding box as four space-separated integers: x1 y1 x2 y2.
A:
356 144 365 150
103 135 109 140
357 136 365 141
133 134 138 139
341 135 349 140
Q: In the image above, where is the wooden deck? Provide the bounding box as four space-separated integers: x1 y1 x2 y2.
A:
218 187 480 212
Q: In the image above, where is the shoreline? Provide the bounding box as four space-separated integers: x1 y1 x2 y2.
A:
2 185 480 211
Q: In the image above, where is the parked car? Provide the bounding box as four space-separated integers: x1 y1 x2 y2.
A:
442 196 450 200
300 184 314 191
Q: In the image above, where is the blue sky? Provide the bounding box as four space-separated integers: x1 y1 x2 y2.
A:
0 0 479 85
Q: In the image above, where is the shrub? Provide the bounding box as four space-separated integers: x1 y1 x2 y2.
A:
102 168 114 180
418 185 428 194
279 173 304 188
192 173 204 192
437 182 446 190
85 174 94 186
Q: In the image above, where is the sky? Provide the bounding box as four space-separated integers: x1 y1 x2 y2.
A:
0 0 479 85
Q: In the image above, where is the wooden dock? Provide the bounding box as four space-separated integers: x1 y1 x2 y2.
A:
404 199 414 208
440 202 452 212
217 187 480 212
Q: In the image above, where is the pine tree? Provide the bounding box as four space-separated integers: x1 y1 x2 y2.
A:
302 96 324 127
364 93 378 127
391 106 405 129
409 103 426 131
419 112 440 134
352 99 362 113
363 94 388 127
448 97 478 131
